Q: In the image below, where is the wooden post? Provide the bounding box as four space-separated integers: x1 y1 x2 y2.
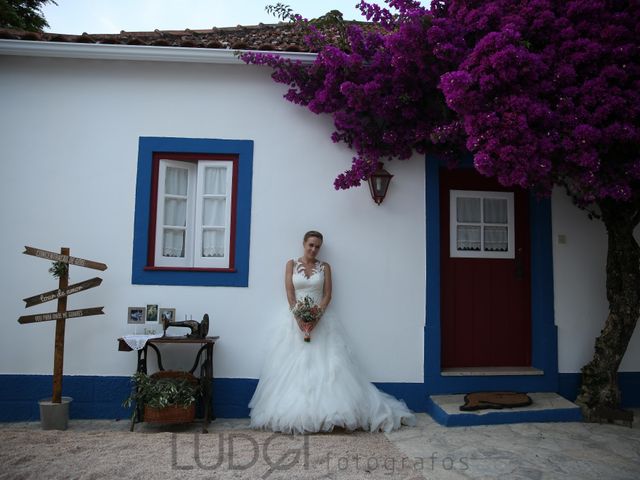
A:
52 247 69 404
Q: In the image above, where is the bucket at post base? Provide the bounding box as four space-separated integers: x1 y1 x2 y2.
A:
39 396 72 430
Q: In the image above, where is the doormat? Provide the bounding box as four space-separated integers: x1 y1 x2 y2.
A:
460 391 533 411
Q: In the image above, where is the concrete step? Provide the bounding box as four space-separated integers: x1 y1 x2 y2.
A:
427 392 582 427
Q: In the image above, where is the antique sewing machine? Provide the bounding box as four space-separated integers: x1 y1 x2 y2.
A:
162 313 209 339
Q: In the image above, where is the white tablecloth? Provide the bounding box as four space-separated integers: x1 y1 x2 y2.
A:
122 333 164 350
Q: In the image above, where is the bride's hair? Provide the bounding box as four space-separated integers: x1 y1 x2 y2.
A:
303 230 323 243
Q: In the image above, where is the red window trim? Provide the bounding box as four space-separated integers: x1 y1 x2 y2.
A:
144 267 237 273
147 152 239 271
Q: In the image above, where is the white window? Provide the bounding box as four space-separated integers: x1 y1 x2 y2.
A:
450 190 514 259
155 158 234 269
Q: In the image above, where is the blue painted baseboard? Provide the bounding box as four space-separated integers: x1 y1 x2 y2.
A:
2 373 637 422
0 375 426 422
0 375 133 422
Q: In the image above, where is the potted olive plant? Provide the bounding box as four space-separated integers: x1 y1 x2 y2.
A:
123 370 201 424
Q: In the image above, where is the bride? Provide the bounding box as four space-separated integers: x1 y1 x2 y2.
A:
248 230 417 434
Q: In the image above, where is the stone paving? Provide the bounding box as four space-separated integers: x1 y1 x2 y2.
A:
2 411 639 479
384 410 640 479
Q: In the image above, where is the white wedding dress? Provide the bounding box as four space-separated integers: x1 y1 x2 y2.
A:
248 258 417 434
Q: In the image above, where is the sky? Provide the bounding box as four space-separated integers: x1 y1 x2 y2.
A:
42 0 368 34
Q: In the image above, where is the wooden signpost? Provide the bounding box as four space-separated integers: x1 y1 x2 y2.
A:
20 246 107 405
22 277 103 309
18 307 105 324
23 247 107 271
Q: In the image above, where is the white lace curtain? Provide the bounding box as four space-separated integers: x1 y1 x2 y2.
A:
457 225 481 251
483 198 508 251
163 167 188 257
204 166 226 195
202 167 227 258
484 226 508 251
203 199 226 226
457 197 481 223
202 230 225 257
456 197 481 251
161 165 228 259
456 196 508 252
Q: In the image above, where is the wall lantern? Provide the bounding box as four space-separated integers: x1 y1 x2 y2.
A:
368 162 393 205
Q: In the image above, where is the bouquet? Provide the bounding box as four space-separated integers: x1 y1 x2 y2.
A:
291 295 322 342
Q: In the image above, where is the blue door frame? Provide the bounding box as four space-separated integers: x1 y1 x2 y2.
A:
424 156 559 395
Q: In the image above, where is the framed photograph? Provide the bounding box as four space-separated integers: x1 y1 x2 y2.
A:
146 304 158 322
159 307 176 324
128 307 146 325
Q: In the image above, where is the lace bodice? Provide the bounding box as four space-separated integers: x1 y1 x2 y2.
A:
292 258 325 304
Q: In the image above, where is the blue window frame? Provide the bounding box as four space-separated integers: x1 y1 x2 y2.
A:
132 137 253 286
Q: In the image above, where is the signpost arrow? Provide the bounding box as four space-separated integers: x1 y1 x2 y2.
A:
23 277 103 308
18 307 105 324
23 246 107 271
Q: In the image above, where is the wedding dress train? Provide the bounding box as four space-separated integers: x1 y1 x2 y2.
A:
248 259 417 434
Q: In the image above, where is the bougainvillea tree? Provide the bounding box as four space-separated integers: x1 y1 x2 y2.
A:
241 0 466 189
433 0 640 419
242 0 640 418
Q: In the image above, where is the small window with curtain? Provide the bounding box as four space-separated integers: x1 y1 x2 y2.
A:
450 190 514 259
152 154 237 270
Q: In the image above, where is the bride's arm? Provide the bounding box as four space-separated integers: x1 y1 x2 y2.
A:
318 262 332 312
286 260 308 332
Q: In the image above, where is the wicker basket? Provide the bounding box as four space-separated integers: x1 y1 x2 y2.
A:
143 370 198 424
144 403 196 424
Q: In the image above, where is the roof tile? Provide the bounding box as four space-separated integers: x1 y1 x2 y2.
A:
0 22 360 52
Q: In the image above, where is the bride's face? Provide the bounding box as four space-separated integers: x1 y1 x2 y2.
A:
303 236 322 260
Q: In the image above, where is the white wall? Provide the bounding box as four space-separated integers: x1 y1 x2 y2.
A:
5 52 637 384
0 55 425 382
552 188 640 372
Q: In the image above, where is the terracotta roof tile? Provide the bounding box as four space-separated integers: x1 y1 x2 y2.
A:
0 22 364 52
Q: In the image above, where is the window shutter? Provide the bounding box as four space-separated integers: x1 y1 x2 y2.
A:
155 160 196 267
194 160 233 268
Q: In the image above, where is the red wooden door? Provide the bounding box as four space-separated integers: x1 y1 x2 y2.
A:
440 168 531 368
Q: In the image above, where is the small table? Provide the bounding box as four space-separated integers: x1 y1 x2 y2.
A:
117 335 220 432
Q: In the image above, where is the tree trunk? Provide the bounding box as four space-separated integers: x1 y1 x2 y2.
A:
575 199 640 420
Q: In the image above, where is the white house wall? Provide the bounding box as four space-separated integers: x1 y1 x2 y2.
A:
3 52 639 387
0 55 425 382
552 188 640 372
